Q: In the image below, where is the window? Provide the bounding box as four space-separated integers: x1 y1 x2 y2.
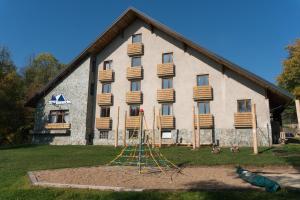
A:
129 130 138 139
102 83 111 93
162 53 173 64
237 99 251 112
162 131 172 139
198 102 210 114
99 131 109 139
131 56 141 67
90 83 95 96
130 105 140 116
100 107 110 117
132 34 142 43
197 75 209 86
162 104 172 116
48 110 69 123
103 60 112 70
162 78 173 89
131 80 141 91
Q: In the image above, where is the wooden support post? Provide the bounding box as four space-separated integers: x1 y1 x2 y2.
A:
296 99 300 131
196 106 200 148
123 111 127 147
192 106 196 149
158 108 162 148
114 106 120 148
252 104 258 154
152 106 155 148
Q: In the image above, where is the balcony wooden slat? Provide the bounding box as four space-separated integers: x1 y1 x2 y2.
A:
234 112 252 128
126 116 141 129
126 91 143 104
45 123 71 129
96 117 112 130
157 89 175 103
97 93 113 106
127 43 144 56
157 63 175 77
98 69 113 82
194 114 214 128
160 115 175 129
193 85 213 101
126 67 143 80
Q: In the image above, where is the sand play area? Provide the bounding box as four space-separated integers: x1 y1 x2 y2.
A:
28 165 300 191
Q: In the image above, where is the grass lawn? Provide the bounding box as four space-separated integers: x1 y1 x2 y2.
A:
0 144 300 200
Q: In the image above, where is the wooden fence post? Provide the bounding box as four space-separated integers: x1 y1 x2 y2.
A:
114 106 120 148
158 108 162 148
123 111 127 147
196 105 200 148
192 106 196 149
152 106 155 148
252 104 258 154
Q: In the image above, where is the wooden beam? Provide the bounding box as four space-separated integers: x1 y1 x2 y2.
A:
158 108 162 148
114 106 120 148
152 106 155 148
196 106 200 148
183 43 187 52
150 24 154 33
123 111 127 146
192 106 196 149
252 104 258 154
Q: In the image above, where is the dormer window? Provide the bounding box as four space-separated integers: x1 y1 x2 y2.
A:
162 53 173 64
103 60 112 70
132 34 142 43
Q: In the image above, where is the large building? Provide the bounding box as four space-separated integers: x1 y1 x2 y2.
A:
26 8 293 146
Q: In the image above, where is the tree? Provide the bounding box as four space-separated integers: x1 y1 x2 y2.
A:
0 46 25 144
277 39 300 124
23 53 66 99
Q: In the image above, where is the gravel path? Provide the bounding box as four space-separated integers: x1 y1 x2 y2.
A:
30 165 300 191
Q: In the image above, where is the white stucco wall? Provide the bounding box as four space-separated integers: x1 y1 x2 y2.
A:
93 19 272 146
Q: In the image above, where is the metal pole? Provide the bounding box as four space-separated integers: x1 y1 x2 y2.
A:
138 109 144 174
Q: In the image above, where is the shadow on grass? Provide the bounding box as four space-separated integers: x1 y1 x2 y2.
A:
0 144 41 150
259 147 274 154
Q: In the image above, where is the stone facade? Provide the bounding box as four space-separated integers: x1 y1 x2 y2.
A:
32 18 274 147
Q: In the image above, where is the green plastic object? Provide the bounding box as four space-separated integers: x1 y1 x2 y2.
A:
236 166 280 192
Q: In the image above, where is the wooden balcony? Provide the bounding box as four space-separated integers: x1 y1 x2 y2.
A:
157 89 175 103
126 91 143 104
45 123 71 129
157 63 175 77
97 93 113 106
160 115 175 129
193 85 213 101
126 116 141 129
127 43 144 56
98 69 113 82
127 67 143 80
96 117 112 130
194 114 214 128
234 112 252 128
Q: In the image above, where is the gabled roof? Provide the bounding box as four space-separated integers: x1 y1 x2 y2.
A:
25 7 293 107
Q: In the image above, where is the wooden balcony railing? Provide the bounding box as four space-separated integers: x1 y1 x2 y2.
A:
193 85 213 101
194 114 214 128
157 63 175 77
97 93 113 106
96 117 112 130
126 67 143 80
126 116 141 129
234 112 252 128
45 123 71 129
157 89 175 103
98 69 113 82
160 115 175 129
126 91 143 104
127 43 144 56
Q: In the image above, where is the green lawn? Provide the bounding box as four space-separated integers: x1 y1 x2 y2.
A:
0 144 300 200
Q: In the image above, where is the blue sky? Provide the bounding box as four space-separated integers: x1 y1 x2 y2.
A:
0 0 299 83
